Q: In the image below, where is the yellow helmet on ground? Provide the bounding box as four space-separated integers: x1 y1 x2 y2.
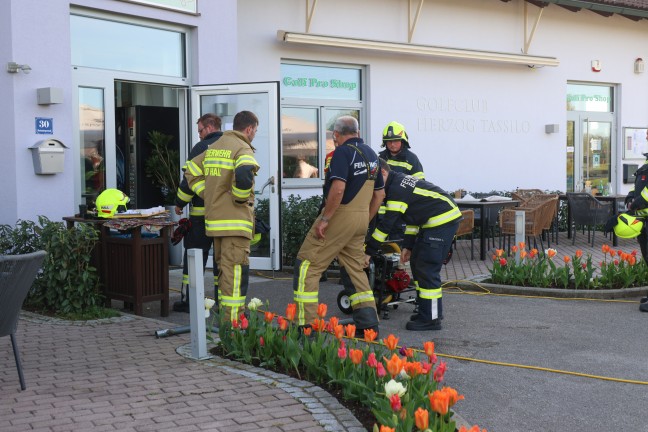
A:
613 213 643 239
95 189 130 218
382 121 410 148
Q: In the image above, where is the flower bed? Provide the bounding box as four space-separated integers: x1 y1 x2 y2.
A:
209 299 486 432
488 243 648 290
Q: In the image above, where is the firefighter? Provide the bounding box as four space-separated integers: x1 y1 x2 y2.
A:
624 149 648 311
293 116 385 337
366 159 462 331
184 111 260 321
379 121 425 180
173 113 223 312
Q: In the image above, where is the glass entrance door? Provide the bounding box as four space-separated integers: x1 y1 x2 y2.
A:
191 82 281 270
566 112 612 193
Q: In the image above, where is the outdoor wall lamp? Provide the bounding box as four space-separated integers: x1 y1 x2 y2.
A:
7 62 32 74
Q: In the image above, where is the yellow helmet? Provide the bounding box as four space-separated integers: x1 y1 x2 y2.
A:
613 213 643 239
382 121 410 148
95 189 130 218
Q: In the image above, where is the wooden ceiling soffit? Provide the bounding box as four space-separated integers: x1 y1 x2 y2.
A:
556 4 582 13
620 13 644 21
590 9 614 17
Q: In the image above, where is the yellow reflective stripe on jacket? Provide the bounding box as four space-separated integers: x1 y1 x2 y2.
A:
419 287 442 300
378 205 386 215
186 160 203 176
387 160 413 171
205 219 254 233
411 171 425 179
176 189 192 203
235 154 259 168
372 228 388 242
204 157 234 170
385 200 408 214
421 207 463 228
405 225 419 236
190 180 205 196
189 206 205 217
232 185 252 199
350 291 375 306
641 187 648 202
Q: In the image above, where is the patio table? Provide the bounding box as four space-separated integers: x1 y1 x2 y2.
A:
455 199 520 260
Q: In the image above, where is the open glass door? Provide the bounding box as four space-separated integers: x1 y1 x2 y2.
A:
191 82 280 271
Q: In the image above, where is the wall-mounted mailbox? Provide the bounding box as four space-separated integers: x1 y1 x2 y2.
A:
29 139 67 174
623 163 639 184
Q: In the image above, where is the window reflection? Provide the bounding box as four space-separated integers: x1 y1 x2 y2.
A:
282 108 319 179
79 87 105 206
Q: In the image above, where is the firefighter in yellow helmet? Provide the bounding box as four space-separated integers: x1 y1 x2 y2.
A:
624 146 648 311
379 121 425 180
184 110 260 322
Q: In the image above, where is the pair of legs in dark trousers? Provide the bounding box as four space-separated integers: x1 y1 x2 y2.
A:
175 216 218 312
407 221 459 329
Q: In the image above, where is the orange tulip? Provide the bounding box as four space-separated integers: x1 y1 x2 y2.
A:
442 386 465 407
333 324 345 340
602 244 610 253
575 249 583 258
495 249 504 257
345 323 357 339
379 426 395 432
404 361 423 378
316 303 327 318
328 316 339 330
629 255 637 266
349 348 363 365
530 248 538 258
429 389 450 415
458 426 487 432
264 311 275 323
423 341 435 359
285 303 296 321
383 334 399 351
363 328 378 342
414 407 429 431
511 245 518 253
311 318 326 332
546 248 557 259
563 255 570 263
302 326 312 337
385 354 405 379
277 316 288 331
519 250 527 260
518 241 526 250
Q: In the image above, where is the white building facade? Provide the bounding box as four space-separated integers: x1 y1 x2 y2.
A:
3 0 648 269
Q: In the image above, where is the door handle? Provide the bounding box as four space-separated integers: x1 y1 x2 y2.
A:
257 176 275 194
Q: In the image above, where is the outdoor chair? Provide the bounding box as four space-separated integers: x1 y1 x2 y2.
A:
511 189 544 205
566 193 614 247
524 194 560 246
454 209 475 260
0 250 46 391
499 198 557 253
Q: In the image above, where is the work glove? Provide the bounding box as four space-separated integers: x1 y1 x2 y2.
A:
603 215 618 235
171 218 192 246
625 191 635 209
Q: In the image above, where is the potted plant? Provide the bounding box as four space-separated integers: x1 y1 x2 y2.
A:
144 130 180 206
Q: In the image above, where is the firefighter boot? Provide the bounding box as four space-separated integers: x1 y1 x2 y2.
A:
405 319 442 331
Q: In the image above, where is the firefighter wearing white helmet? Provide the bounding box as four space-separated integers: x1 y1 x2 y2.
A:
624 146 648 311
379 121 425 180
95 188 129 218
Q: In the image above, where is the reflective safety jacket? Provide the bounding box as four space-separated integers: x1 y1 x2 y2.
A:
175 131 223 217
366 171 462 254
629 161 648 216
184 130 259 239
378 147 425 180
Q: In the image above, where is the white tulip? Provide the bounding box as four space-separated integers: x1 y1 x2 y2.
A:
384 379 407 398
248 297 263 311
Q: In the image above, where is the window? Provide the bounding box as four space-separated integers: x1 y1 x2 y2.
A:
78 87 106 203
71 15 186 77
281 63 364 187
566 84 613 113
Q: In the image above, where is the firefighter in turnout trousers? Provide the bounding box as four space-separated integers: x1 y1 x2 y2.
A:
184 111 260 321
173 114 223 312
624 144 648 312
294 116 385 337
366 159 462 331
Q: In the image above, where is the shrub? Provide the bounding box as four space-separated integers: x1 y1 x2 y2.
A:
281 194 322 264
1 216 104 314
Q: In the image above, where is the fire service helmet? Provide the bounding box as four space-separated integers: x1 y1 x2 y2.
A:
95 189 130 218
382 121 410 148
613 213 644 239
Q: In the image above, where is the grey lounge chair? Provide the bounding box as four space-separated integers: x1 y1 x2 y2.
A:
0 250 46 390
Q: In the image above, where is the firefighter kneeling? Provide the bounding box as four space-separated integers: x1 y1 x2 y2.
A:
609 213 648 312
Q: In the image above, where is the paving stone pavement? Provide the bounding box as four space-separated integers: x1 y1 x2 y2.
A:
1 229 642 432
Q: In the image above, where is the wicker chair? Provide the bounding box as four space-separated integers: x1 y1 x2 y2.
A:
524 194 560 246
0 251 46 391
566 193 614 247
511 189 544 206
454 209 475 260
499 198 557 252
